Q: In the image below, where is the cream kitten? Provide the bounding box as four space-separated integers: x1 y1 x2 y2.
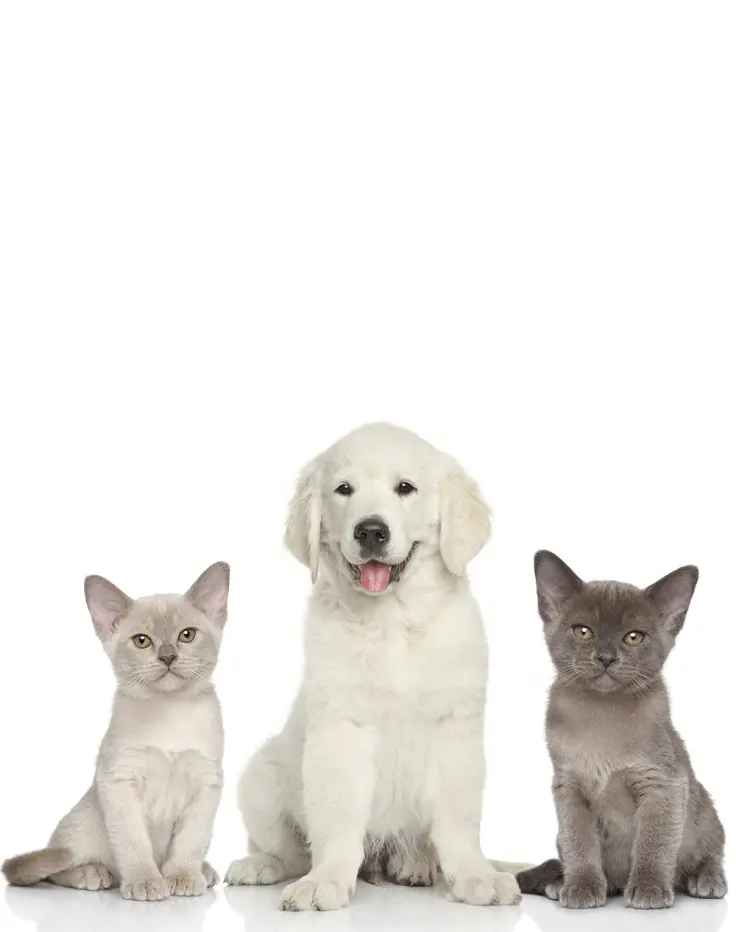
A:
3 562 230 901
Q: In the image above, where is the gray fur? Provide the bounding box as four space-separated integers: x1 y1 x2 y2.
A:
517 551 726 910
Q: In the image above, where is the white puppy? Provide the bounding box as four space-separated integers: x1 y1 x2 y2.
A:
226 423 524 910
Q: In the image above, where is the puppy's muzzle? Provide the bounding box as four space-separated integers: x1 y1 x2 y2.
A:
354 517 390 557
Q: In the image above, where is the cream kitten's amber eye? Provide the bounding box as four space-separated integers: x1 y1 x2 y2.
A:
132 634 152 649
178 628 197 643
623 630 645 646
572 625 593 641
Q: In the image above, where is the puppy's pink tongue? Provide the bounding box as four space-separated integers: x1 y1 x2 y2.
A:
360 562 391 592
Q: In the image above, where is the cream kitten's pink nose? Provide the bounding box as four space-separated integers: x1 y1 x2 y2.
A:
158 646 177 666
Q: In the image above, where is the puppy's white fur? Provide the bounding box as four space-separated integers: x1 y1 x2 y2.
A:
226 424 524 910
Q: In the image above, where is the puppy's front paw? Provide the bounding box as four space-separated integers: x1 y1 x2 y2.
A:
226 854 286 886
559 873 607 909
625 879 674 909
280 874 352 911
120 870 168 901
449 869 521 906
163 866 207 897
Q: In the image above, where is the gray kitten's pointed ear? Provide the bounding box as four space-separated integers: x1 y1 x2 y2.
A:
186 561 230 627
84 575 133 641
534 550 583 623
645 565 698 635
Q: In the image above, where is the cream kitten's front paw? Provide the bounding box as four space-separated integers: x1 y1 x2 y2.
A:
120 870 168 901
202 861 219 888
51 863 115 891
163 866 208 897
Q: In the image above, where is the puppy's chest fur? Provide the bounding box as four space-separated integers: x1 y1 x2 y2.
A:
306 600 486 838
309 603 485 724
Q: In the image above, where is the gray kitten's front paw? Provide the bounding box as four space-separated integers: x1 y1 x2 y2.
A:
686 866 727 899
625 879 674 909
120 870 168 901
558 873 607 908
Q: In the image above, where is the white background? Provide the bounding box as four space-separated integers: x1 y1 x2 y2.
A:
1 3 734 931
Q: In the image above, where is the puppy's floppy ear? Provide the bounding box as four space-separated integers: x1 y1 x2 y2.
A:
645 565 698 636
439 462 491 576
284 457 322 583
186 561 230 627
84 575 133 641
534 550 583 624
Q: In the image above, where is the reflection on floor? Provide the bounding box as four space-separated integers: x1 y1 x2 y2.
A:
3 878 729 932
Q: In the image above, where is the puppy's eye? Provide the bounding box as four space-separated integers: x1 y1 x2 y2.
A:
572 625 593 641
395 481 417 496
132 634 152 649
178 628 196 643
623 630 645 646
334 482 354 496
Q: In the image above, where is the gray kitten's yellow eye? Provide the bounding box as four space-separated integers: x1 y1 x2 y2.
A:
178 628 197 643
132 634 152 649
623 630 645 646
572 625 593 641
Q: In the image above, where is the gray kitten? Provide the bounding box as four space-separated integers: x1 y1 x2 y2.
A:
517 551 726 909
3 562 230 901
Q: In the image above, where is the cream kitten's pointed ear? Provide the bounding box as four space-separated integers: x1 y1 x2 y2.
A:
284 458 322 583
645 565 699 635
84 575 133 641
186 561 230 627
439 462 491 576
534 550 583 623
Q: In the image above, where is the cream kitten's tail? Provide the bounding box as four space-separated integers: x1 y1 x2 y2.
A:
2 847 74 886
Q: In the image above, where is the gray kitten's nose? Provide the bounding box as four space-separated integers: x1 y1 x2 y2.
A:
158 647 177 666
597 653 616 670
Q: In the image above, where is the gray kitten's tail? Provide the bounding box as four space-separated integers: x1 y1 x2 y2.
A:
2 847 74 886
516 858 563 895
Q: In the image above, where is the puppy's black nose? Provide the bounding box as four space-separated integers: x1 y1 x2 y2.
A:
354 518 390 552
158 648 177 667
597 653 616 670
